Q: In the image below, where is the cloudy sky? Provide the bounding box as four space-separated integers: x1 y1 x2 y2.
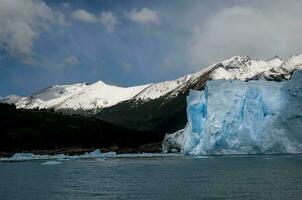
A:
1 0 302 96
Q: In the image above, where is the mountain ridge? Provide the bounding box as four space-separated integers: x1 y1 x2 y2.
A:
94 54 302 133
9 54 302 113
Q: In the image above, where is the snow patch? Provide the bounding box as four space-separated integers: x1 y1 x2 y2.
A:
16 82 150 111
0 95 23 104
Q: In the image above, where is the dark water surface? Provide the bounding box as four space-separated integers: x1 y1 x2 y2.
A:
1 155 302 200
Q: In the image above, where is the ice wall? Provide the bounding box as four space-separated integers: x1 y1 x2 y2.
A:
165 70 302 155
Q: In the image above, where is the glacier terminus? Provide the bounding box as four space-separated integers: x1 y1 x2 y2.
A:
163 70 302 155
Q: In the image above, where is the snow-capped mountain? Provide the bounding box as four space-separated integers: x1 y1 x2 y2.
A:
13 54 302 115
16 81 150 113
0 95 23 104
95 54 302 133
135 54 301 100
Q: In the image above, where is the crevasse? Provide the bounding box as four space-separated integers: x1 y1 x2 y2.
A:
164 70 302 155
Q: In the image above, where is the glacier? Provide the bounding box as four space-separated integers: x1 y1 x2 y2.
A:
163 70 302 155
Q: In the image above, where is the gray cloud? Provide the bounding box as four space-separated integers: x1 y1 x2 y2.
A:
55 11 71 26
100 11 118 32
0 0 68 59
70 9 98 23
0 0 51 57
125 8 160 25
190 1 302 68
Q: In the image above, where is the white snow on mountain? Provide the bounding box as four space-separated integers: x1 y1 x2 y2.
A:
0 95 23 104
133 55 295 101
16 83 87 109
209 56 283 80
16 81 149 111
12 54 302 112
134 75 193 100
56 81 149 110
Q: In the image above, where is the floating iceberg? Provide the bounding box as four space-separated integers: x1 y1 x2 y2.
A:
8 153 49 161
0 149 180 162
0 149 116 161
163 70 302 155
41 160 63 165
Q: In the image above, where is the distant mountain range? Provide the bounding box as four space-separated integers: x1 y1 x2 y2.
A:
2 54 302 134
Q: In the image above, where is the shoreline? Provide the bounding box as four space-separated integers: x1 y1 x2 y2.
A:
0 142 162 158
0 148 183 162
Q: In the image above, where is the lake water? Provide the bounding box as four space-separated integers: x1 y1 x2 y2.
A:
1 155 302 200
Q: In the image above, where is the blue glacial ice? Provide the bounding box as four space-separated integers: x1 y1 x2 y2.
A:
168 70 302 155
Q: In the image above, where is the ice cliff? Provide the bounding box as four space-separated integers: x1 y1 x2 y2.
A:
163 70 302 155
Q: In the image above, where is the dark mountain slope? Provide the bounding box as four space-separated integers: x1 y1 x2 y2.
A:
0 103 163 154
95 65 218 133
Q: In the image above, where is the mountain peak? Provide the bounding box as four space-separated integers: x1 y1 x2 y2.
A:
93 80 106 85
222 55 250 65
285 54 302 67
